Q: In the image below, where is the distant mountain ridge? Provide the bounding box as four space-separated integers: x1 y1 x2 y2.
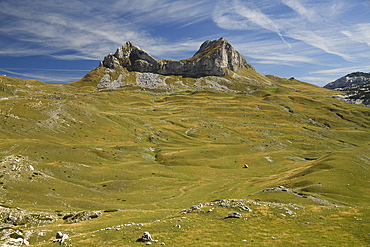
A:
100 37 254 78
324 72 370 106
324 72 370 90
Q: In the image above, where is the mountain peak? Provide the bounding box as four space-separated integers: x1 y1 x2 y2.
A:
194 37 227 56
100 38 254 78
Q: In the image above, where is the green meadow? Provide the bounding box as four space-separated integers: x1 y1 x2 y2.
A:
0 70 369 246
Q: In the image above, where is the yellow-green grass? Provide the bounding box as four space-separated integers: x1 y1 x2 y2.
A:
0 73 369 246
26 203 370 246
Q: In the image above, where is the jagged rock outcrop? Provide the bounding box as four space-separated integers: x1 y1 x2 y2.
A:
100 37 254 78
324 72 370 106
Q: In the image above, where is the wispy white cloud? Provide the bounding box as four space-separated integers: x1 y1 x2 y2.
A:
3 0 367 65
311 66 370 76
298 76 335 86
231 38 315 66
341 23 370 47
233 0 292 49
0 0 211 61
0 0 369 86
213 2 251 30
301 65 370 86
213 0 292 49
0 68 89 83
281 0 319 22
112 0 210 24
286 30 355 61
213 0 370 64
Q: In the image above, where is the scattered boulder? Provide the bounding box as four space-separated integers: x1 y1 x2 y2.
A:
55 232 64 239
52 231 69 245
5 215 19 225
190 203 203 210
240 206 252 212
62 211 102 223
0 229 30 246
137 231 153 242
183 203 203 213
227 212 242 218
243 164 249 168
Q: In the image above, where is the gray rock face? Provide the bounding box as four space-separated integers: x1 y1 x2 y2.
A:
101 38 254 77
96 73 125 88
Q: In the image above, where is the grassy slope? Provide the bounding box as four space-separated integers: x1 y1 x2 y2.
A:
0 74 369 246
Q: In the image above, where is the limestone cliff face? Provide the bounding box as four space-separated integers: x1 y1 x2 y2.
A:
101 37 254 77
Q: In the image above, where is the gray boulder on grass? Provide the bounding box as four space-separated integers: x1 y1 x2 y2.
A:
227 212 242 218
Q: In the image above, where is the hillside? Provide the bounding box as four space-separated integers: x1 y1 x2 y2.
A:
0 39 369 246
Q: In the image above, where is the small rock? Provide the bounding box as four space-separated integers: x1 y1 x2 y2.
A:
227 212 242 218
190 205 201 210
56 232 63 239
141 232 153 242
243 164 249 168
285 208 296 215
240 206 252 212
53 231 69 245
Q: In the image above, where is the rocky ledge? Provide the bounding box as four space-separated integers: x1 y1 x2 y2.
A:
100 37 254 78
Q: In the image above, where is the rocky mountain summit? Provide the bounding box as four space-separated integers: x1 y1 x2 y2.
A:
89 37 268 92
100 37 254 78
324 72 370 106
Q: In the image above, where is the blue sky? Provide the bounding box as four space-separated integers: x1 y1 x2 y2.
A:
0 0 370 86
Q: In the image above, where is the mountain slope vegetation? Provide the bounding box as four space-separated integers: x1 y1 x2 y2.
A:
0 66 369 245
